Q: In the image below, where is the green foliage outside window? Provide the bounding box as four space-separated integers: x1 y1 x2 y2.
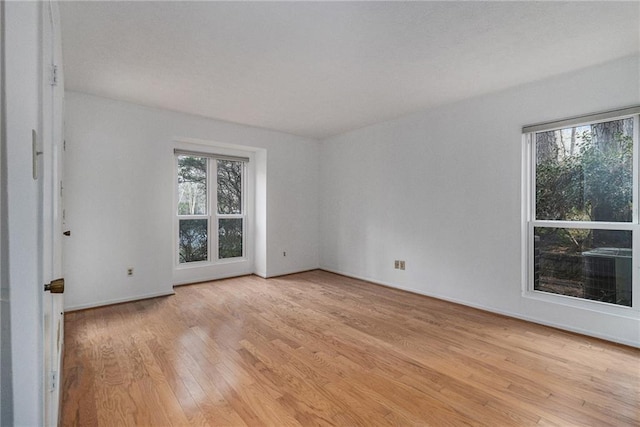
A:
535 119 633 253
179 219 208 263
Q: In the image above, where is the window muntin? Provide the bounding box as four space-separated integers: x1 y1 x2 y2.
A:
526 111 638 308
176 154 246 264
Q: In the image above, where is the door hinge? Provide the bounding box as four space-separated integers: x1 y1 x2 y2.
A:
32 130 42 180
50 64 58 86
49 370 57 391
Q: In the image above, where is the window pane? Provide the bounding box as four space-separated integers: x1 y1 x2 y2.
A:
535 118 633 222
534 227 631 306
218 218 242 259
177 155 207 215
179 219 208 263
217 160 242 214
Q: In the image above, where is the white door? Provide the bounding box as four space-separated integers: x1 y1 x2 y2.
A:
41 1 65 425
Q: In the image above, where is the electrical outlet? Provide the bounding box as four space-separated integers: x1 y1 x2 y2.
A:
399 261 405 270
394 260 400 269
127 267 134 276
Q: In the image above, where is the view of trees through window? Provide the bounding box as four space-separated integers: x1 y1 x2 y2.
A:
533 117 634 306
177 154 244 263
217 160 243 258
178 156 208 263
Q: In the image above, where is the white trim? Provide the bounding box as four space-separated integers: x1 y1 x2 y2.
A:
174 137 262 156
174 254 249 271
522 111 639 314
523 105 640 133
64 290 175 312
521 133 532 297
175 153 248 266
522 288 637 318
173 140 255 285
530 221 636 230
174 258 211 270
172 270 253 286
174 149 249 163
260 266 319 279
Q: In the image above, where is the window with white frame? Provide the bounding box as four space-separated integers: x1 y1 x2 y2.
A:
524 107 639 308
176 150 247 264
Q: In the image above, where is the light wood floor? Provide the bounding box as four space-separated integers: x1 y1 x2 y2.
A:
61 270 640 426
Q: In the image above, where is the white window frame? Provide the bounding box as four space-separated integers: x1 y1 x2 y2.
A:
175 150 248 267
522 107 640 315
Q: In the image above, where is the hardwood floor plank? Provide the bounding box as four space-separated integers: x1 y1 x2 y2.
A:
61 270 640 426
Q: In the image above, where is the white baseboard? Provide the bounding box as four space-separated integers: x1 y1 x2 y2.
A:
173 270 254 286
262 265 320 279
64 290 175 312
320 267 639 349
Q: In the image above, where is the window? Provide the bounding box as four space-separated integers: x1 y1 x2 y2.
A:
524 107 639 308
176 151 247 265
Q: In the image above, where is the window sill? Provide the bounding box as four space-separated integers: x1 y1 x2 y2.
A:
176 257 248 270
522 289 639 320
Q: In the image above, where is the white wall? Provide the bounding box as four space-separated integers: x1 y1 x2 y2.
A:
64 56 639 345
64 91 319 310
254 149 268 277
320 55 640 347
4 1 44 425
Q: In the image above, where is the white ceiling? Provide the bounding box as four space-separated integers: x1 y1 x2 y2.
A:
60 1 640 139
